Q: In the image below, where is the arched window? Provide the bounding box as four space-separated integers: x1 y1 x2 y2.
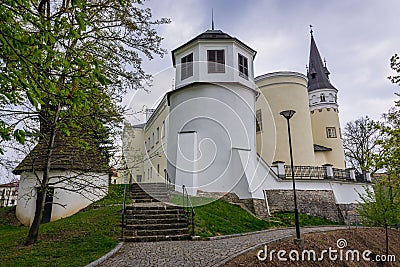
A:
320 93 326 102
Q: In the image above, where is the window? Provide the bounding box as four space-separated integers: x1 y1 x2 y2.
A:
136 175 142 182
156 127 160 144
326 127 337 138
152 132 155 147
207 50 225 73
162 121 165 138
256 109 262 132
148 137 150 150
320 93 326 102
238 53 249 79
181 53 193 80
157 164 160 174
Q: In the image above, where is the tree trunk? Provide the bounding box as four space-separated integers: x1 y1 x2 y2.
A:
25 186 47 245
385 224 389 258
25 104 60 246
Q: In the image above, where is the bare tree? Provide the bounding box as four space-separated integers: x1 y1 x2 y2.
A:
343 116 384 174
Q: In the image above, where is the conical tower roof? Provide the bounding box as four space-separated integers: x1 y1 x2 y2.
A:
307 33 336 91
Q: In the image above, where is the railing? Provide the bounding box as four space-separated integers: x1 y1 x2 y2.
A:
284 165 327 179
332 168 351 180
355 170 367 183
121 183 127 239
182 185 195 236
121 180 131 239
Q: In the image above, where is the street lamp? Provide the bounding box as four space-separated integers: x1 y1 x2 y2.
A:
280 110 302 244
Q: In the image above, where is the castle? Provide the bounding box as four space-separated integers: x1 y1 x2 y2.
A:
122 28 371 221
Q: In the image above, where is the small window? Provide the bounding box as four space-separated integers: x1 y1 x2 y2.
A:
156 127 160 144
152 132 155 147
326 127 337 138
162 121 165 138
238 53 249 79
320 93 326 102
256 109 262 132
148 137 150 151
181 53 193 80
157 164 160 174
207 50 225 73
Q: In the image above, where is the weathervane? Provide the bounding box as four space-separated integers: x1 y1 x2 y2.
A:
309 24 313 36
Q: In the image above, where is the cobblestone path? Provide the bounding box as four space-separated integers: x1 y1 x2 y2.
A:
99 226 347 267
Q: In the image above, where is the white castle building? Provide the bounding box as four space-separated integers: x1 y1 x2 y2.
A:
123 28 371 221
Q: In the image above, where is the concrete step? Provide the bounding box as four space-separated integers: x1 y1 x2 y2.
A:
127 217 188 225
126 205 180 211
126 213 184 220
123 234 190 242
125 227 189 237
126 222 188 231
132 199 161 203
125 209 184 215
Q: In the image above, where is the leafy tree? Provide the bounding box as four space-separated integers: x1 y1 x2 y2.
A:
0 0 168 245
342 116 384 174
357 179 400 257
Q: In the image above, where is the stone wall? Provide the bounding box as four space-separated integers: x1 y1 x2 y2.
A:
195 191 270 220
265 189 344 222
221 193 269 220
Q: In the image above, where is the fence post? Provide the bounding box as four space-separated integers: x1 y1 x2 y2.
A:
323 164 333 179
273 161 286 178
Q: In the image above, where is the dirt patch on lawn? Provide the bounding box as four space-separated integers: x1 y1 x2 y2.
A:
224 228 400 266
0 206 22 226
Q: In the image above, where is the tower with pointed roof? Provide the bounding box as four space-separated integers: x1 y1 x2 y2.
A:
307 31 345 168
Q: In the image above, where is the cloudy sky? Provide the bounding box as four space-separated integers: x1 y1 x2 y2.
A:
2 1 399 184
127 0 400 125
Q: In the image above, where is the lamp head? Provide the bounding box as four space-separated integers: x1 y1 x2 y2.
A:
280 110 296 120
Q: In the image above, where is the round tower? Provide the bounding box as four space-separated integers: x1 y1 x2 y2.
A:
255 72 316 166
307 32 345 169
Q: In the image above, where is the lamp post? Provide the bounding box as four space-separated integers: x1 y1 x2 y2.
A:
280 110 302 243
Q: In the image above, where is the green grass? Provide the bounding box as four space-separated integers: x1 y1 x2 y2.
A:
272 212 343 227
0 184 125 267
0 185 343 266
170 193 342 237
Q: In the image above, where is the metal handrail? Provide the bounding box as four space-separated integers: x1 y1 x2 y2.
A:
121 183 127 239
182 185 195 236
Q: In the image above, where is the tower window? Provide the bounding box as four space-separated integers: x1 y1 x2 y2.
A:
326 127 337 138
207 50 225 73
256 109 262 132
181 53 193 80
320 93 326 102
156 127 160 144
238 53 249 79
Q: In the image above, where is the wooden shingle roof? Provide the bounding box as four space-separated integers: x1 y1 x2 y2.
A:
12 133 110 175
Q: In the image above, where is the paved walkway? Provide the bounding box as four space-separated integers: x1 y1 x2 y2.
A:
99 226 347 267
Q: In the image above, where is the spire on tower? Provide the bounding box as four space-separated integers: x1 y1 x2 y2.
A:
307 28 336 92
211 8 215 30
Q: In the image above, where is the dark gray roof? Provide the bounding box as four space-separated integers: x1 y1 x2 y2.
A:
171 29 256 66
307 34 337 92
132 123 145 129
13 133 110 175
313 144 332 152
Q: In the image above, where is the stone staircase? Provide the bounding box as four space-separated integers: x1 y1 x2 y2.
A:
124 183 190 242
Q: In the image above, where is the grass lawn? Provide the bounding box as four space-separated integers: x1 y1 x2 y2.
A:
169 193 342 238
0 185 342 266
0 184 127 267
